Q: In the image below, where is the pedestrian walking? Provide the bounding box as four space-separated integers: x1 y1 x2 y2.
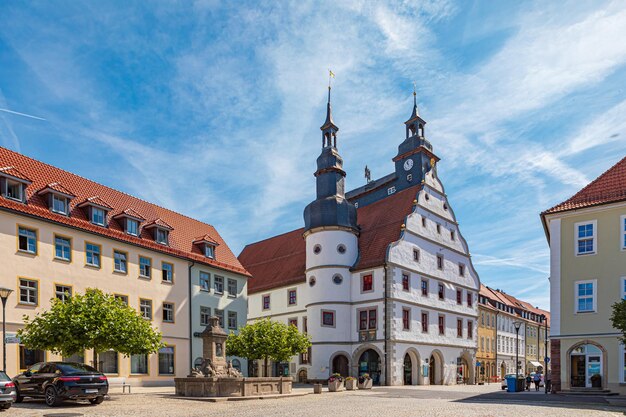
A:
533 373 541 391
525 374 531 391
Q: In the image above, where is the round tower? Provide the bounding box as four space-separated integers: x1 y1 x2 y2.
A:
303 85 359 380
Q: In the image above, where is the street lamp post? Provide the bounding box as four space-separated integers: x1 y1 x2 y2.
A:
541 314 549 394
0 287 13 371
513 321 522 379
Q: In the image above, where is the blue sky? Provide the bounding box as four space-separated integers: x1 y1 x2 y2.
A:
1 1 626 310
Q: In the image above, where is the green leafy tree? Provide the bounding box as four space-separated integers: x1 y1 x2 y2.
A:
226 318 311 376
18 288 164 369
611 299 626 344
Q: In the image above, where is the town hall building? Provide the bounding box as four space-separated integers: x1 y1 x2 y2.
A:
239 87 480 385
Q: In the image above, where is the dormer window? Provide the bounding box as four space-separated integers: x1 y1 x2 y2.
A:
156 228 169 245
52 195 68 214
37 183 75 216
144 218 173 246
0 166 31 203
78 196 112 227
193 234 220 259
127 219 139 236
113 208 145 237
6 179 24 201
91 207 106 226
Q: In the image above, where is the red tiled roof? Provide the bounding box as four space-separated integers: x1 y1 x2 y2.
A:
481 285 550 325
543 155 626 215
194 234 220 245
240 185 421 294
0 166 31 182
113 208 146 221
144 218 173 230
38 182 76 197
0 147 249 276
78 196 114 210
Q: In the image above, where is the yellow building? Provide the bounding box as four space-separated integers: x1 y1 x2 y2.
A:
542 155 626 394
477 286 497 383
0 148 249 385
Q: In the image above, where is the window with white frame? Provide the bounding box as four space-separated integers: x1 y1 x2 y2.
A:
52 194 69 214
54 236 71 261
85 243 101 267
18 227 37 254
214 275 224 294
126 219 139 236
575 280 596 313
575 221 596 255
55 284 72 302
162 262 173 283
200 307 211 326
621 215 626 250
114 251 127 273
140 299 152 320
91 207 106 226
162 302 174 323
228 311 237 329
156 228 169 245
5 179 24 201
227 279 237 297
215 309 224 327
199 271 210 291
622 276 626 300
139 256 151 278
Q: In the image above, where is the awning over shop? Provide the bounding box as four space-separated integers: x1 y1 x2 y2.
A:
530 361 543 368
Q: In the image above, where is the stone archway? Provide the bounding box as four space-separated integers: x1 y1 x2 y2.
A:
352 344 384 385
404 348 422 385
332 354 350 377
566 340 608 390
428 350 444 385
459 350 474 385
297 368 308 383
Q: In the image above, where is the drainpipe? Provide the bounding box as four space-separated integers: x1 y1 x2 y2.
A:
188 260 195 372
383 263 390 386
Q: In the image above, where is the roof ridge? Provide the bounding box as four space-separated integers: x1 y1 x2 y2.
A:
543 154 626 214
0 146 218 229
241 227 305 250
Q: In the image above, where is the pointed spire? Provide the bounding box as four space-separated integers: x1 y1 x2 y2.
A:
323 85 334 127
409 83 419 120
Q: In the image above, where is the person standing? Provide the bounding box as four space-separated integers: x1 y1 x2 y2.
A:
533 373 541 391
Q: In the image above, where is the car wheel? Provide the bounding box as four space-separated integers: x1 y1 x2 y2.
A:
89 396 104 405
44 386 60 407
13 386 23 403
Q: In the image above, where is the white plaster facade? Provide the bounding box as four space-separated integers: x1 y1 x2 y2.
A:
247 167 480 385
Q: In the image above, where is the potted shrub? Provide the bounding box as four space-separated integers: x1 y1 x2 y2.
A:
590 374 602 388
328 373 344 392
358 373 373 390
345 376 357 390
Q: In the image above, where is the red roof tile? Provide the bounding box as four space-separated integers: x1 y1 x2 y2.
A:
193 234 220 245
0 166 31 182
144 218 173 230
113 208 146 221
240 185 421 294
0 147 249 277
78 196 114 210
543 155 626 215
38 182 76 197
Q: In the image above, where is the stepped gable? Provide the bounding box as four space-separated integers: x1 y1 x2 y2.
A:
241 184 421 294
0 146 249 276
543 155 626 215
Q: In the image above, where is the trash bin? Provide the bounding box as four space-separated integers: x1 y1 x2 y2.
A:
506 375 517 392
516 377 525 392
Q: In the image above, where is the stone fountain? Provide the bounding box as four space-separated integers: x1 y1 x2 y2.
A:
174 317 292 398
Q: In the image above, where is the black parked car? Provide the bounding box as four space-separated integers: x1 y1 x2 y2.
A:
13 362 108 407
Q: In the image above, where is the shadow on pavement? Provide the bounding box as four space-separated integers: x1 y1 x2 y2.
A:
456 390 625 413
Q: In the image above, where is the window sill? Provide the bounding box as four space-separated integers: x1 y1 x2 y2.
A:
53 257 71 263
161 280 174 285
85 264 101 270
139 275 152 281
128 373 149 377
113 270 128 275
17 249 37 256
574 310 596 314
17 302 38 307
575 252 596 256
163 321 175 324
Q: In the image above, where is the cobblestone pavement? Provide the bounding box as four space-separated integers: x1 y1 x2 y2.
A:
6 384 625 417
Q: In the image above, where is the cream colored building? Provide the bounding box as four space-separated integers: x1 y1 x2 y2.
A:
0 148 249 385
542 155 626 394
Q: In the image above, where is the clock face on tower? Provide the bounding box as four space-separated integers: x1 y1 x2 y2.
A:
403 159 414 171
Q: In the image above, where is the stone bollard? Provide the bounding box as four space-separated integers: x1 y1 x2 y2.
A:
313 384 322 394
